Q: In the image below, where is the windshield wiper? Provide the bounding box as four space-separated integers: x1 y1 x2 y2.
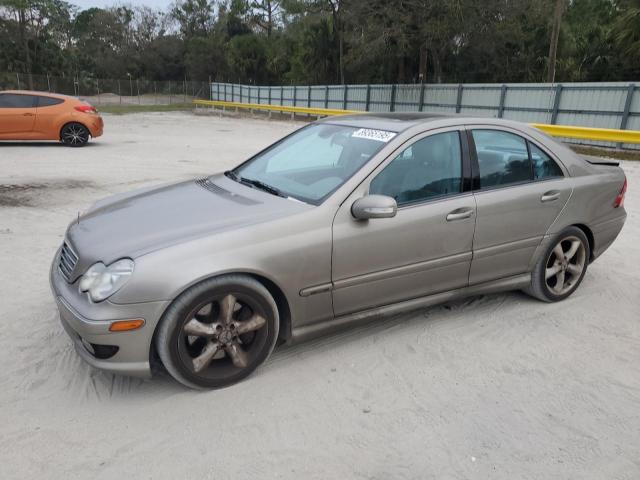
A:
239 177 287 198
225 170 288 199
224 170 239 181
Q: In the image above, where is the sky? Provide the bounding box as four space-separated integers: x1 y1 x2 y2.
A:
76 0 174 10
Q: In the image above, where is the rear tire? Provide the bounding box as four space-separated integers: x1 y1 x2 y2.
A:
155 275 279 389
525 226 590 302
60 122 90 147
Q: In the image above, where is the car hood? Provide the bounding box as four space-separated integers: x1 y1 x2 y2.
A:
65 174 310 279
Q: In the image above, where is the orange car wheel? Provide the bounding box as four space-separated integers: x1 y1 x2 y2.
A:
60 122 90 147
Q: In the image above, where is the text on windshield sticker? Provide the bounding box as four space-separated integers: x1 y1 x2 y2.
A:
351 128 397 143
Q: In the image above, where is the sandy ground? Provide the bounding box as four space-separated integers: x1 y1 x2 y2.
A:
0 112 638 480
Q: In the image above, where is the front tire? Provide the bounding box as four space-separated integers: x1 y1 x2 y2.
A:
155 275 279 389
60 122 90 147
525 226 590 302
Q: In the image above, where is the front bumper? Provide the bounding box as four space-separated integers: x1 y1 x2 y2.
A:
50 250 169 378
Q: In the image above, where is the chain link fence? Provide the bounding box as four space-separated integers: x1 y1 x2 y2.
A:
0 72 211 105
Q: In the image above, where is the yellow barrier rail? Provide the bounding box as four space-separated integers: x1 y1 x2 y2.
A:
194 99 640 144
194 99 359 117
530 123 640 144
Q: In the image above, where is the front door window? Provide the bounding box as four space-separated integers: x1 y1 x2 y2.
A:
369 131 463 205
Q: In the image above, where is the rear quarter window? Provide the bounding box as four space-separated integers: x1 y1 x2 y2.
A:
529 142 564 179
37 96 65 107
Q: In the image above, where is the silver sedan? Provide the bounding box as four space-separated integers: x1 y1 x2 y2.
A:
50 113 627 389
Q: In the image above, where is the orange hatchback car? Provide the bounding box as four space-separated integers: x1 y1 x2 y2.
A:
0 90 103 146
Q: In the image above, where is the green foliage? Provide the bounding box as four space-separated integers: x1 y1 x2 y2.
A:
285 15 334 84
613 0 640 67
172 0 214 38
0 0 638 83
227 34 267 83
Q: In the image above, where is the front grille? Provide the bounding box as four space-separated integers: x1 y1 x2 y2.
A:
58 241 78 282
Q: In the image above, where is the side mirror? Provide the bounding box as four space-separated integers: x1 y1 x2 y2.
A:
351 195 398 220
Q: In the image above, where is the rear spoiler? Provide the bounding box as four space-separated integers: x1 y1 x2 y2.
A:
581 155 620 167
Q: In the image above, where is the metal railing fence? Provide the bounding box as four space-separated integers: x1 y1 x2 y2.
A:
193 99 640 145
210 82 640 150
1 72 210 105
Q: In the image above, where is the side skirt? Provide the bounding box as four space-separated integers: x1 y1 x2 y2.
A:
290 273 531 343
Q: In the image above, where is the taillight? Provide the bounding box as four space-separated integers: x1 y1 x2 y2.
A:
613 177 627 208
75 105 97 114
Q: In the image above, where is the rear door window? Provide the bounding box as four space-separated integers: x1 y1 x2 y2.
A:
0 94 37 108
37 96 64 107
472 130 531 189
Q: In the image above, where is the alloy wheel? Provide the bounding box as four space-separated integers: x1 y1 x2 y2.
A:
545 235 587 295
177 293 268 376
61 124 89 146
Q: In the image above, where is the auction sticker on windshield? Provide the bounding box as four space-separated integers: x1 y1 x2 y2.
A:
351 128 397 143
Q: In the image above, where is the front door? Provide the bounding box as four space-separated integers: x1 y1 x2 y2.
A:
0 93 37 138
331 129 476 316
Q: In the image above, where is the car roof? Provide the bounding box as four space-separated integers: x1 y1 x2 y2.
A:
321 111 589 175
321 111 495 132
321 111 549 134
0 90 77 100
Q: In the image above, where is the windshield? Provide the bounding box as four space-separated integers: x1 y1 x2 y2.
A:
231 124 394 204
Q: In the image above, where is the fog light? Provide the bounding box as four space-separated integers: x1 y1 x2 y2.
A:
91 344 119 359
109 319 145 332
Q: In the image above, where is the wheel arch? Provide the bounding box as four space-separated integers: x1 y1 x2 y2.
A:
149 270 293 367
572 223 595 262
246 273 292 344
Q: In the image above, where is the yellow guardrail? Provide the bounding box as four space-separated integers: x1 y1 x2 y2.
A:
530 123 640 144
193 99 640 144
194 99 359 117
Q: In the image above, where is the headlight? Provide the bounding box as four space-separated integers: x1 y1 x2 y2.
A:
79 259 134 302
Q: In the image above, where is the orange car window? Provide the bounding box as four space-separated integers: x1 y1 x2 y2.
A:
37 96 64 107
0 94 37 108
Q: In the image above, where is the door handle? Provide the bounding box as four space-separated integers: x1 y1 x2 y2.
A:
22 112 35 117
541 191 561 202
446 208 474 221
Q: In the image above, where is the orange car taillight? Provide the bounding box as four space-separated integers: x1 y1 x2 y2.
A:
75 105 98 114
613 177 627 208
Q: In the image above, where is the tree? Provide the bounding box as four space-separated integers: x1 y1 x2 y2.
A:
0 0 638 85
558 0 615 81
227 33 267 82
285 0 346 83
613 0 640 67
248 0 280 36
547 0 567 82
0 0 33 79
171 0 214 38
285 14 333 83
0 0 75 82
73 6 135 78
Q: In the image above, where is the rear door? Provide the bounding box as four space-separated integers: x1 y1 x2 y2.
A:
468 127 571 284
0 93 37 137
